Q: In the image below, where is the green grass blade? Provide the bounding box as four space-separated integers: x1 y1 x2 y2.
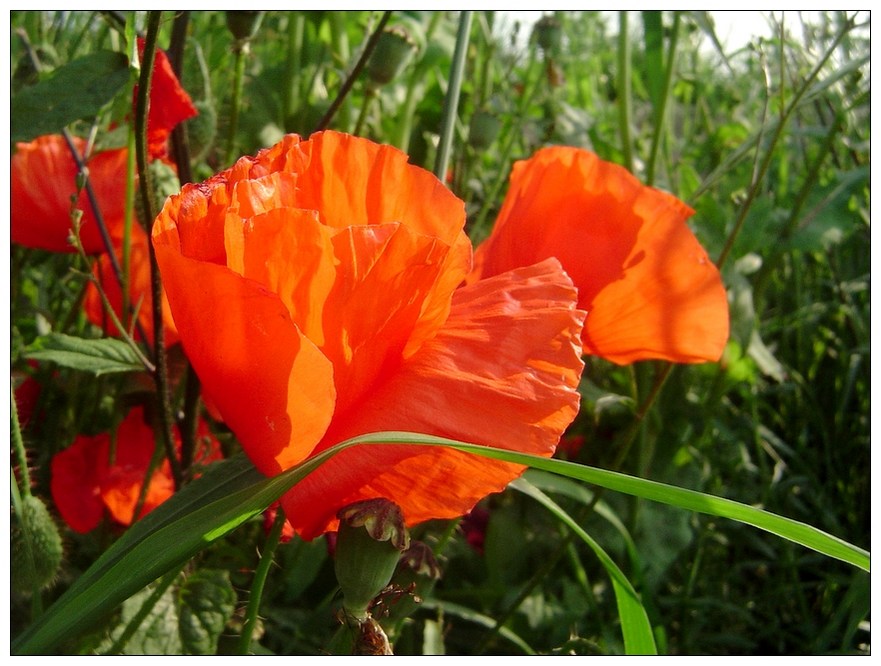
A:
12 449 341 655
511 478 657 655
338 433 870 572
421 599 536 655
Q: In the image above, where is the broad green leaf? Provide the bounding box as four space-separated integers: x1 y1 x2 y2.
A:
511 478 657 655
11 50 130 143
25 333 147 375
99 574 182 655
178 570 237 655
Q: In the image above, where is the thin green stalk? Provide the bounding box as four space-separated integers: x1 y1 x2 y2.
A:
282 13 305 125
313 11 392 133
645 11 680 186
238 507 287 655
617 11 633 171
225 41 248 166
11 384 32 497
433 11 472 182
715 15 855 271
353 87 375 137
136 10 183 490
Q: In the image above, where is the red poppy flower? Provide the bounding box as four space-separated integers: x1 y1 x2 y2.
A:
470 147 729 365
50 406 222 534
11 135 129 254
82 222 180 348
153 131 586 540
136 38 197 161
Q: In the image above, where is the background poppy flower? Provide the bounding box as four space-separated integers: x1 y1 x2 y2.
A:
11 135 129 254
136 38 198 161
153 131 585 539
50 406 221 534
470 146 729 365
82 222 180 348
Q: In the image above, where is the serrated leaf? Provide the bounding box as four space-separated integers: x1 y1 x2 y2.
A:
99 579 182 655
25 333 147 375
12 50 131 143
178 570 236 655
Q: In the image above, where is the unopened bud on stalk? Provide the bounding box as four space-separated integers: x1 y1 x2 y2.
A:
533 15 563 55
367 26 417 87
12 495 63 595
225 11 265 44
334 498 409 620
469 110 502 151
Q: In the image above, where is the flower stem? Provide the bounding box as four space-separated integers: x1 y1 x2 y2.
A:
136 10 183 490
225 40 248 166
617 11 633 172
434 11 473 182
238 507 287 655
645 11 680 187
11 384 32 498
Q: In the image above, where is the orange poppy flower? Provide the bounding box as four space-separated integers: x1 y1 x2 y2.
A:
82 222 180 348
153 131 585 540
11 135 129 254
50 406 222 534
470 147 729 365
136 38 198 161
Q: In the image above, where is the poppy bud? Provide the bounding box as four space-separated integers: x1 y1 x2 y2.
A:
533 15 563 55
468 110 502 151
333 498 409 620
185 99 217 162
225 11 264 43
366 26 417 87
12 494 63 595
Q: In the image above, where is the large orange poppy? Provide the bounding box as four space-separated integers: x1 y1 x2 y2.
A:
153 131 586 539
50 406 222 534
470 147 729 364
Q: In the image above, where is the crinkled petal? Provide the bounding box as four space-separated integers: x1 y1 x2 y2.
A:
228 208 469 414
471 146 729 364
154 243 336 476
282 258 585 539
290 131 467 244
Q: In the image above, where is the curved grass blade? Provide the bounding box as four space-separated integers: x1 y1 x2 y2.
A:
421 599 536 655
510 478 657 655
13 449 338 655
341 433 870 572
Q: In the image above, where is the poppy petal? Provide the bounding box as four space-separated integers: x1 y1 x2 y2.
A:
11 135 128 254
471 146 729 364
281 258 585 539
50 434 107 534
154 243 337 475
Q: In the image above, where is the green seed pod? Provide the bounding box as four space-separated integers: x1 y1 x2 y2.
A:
185 99 218 162
225 11 265 43
367 27 417 87
334 499 409 619
533 15 563 55
469 110 502 151
12 494 63 594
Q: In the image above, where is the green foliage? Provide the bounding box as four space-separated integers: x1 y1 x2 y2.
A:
9 9 870 656
11 50 130 142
